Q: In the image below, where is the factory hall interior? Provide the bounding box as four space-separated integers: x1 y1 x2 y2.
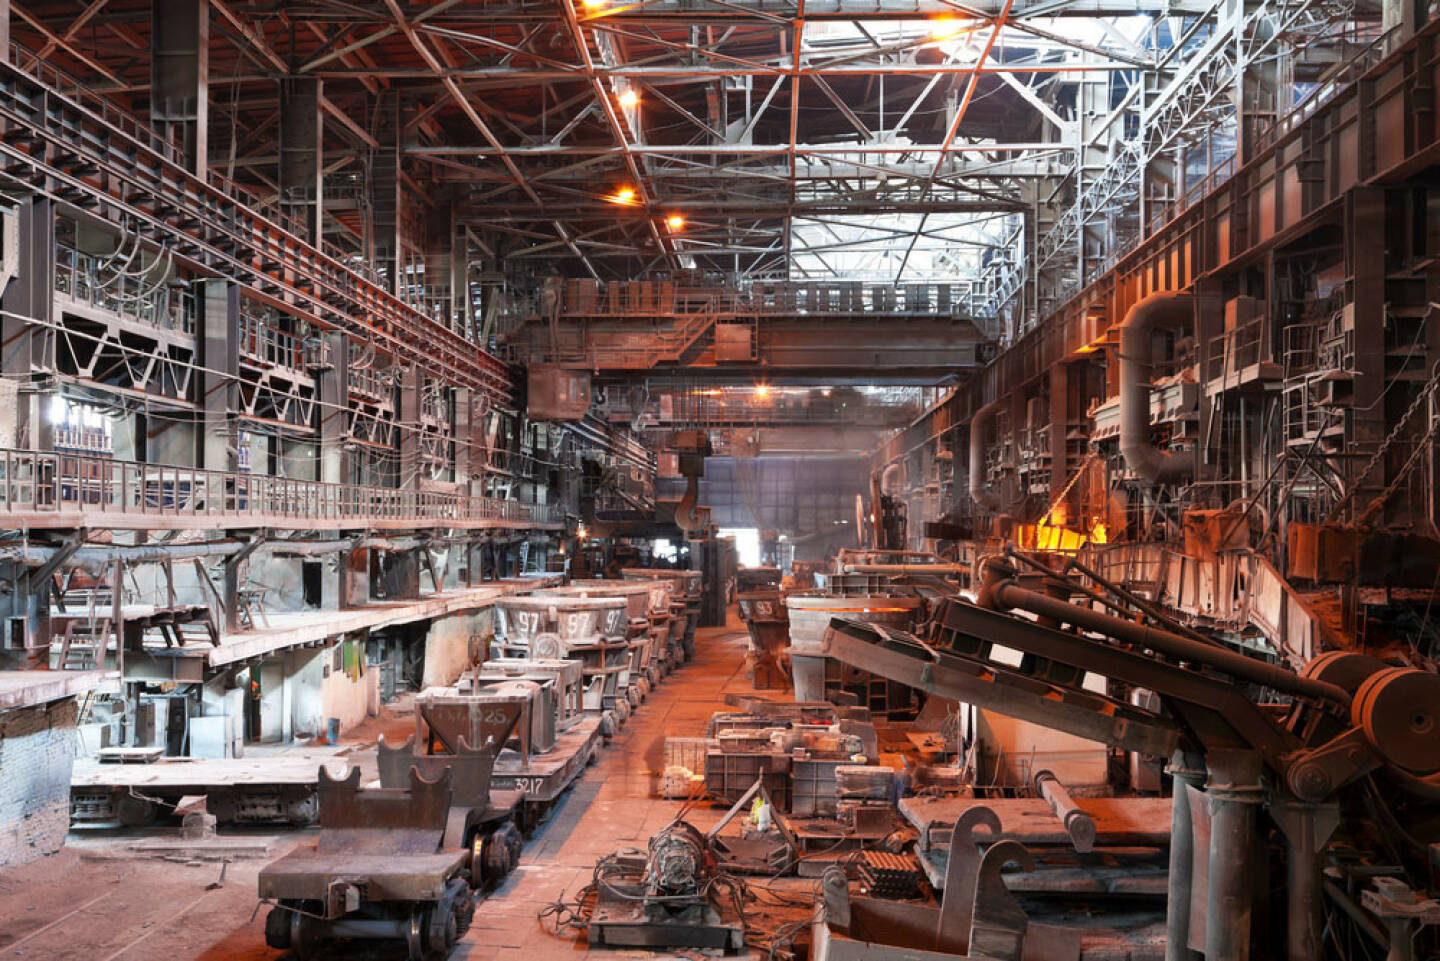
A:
2 2 1440 961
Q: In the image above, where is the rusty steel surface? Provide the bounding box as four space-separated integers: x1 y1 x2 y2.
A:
936 806 1002 955
415 690 531 757
824 617 1180 758
258 767 464 906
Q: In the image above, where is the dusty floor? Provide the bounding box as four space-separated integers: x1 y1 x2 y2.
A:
0 617 808 961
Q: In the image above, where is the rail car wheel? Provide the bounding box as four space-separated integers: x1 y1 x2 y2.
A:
285 792 319 826
116 794 158 827
406 908 427 961
289 916 314 960
262 904 291 950
480 822 522 883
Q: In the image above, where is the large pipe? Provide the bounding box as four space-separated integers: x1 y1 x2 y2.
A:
968 399 1004 512
1165 753 1206 961
1204 754 1263 961
879 462 905 495
977 560 1352 711
841 563 969 575
1033 769 1096 852
1119 291 1195 485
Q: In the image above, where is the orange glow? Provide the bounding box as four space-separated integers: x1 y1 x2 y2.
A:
666 214 685 229
755 384 771 399
1020 522 1089 553
929 17 965 39
581 0 606 8
618 89 639 108
612 186 637 204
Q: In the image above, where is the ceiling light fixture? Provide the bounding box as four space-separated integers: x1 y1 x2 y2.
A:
618 89 639 108
666 214 685 229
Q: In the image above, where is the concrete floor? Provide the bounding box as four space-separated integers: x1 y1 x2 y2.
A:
0 616 800 961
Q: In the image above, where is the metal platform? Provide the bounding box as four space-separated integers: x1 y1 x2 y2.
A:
588 881 746 951
71 754 350 826
898 795 1173 847
490 715 603 807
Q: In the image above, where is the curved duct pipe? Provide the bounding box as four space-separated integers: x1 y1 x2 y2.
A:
968 400 1005 512
880 462 905 497
1119 292 1195 485
675 476 705 535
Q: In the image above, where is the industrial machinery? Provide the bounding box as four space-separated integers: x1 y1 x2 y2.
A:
540 580 667 697
699 708 881 821
493 593 633 725
377 698 529 887
586 819 746 950
415 672 604 824
71 754 338 827
736 586 790 689
785 589 925 716
623 567 702 656
258 767 478 961
821 556 1440 961
813 808 1082 961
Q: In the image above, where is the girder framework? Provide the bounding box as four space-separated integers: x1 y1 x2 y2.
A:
0 0 1320 301
3 0 1391 342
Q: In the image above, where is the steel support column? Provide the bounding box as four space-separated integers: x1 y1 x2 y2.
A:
149 0 208 176
1201 751 1264 961
1048 360 1070 521
279 77 325 244
339 546 368 609
1166 752 1205 961
1235 3 1281 168
1347 187 1389 520
198 280 239 472
2 197 54 448
318 330 350 610
370 90 404 295
1270 799 1341 961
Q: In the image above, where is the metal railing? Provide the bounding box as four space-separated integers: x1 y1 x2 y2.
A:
1251 23 1400 156
1206 317 1267 383
1080 541 1336 668
0 41 511 402
550 278 984 320
9 41 397 286
54 245 196 334
0 448 562 529
238 310 305 370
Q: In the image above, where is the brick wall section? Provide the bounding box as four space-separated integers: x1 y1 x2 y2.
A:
0 697 79 867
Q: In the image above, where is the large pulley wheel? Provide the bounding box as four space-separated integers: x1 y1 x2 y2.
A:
1304 650 1388 693
1353 667 1440 773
